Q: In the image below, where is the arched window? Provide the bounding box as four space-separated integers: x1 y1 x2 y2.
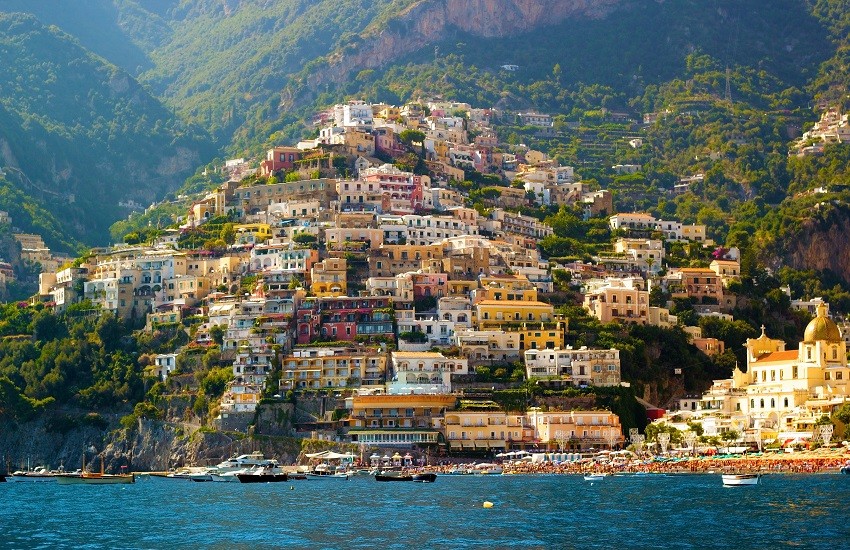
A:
750 399 755 408
783 397 789 408
760 399 765 409
770 398 775 408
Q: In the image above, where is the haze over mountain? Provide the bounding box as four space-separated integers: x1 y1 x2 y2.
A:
0 0 848 255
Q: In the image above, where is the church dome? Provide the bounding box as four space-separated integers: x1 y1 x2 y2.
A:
803 303 842 343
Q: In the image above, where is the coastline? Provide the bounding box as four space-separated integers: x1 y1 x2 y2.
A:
417 451 850 476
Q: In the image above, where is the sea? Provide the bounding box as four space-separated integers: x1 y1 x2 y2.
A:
1 473 847 549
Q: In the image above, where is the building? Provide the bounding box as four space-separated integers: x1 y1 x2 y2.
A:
527 409 624 451
443 409 527 452
310 258 347 297
524 347 621 386
296 296 394 344
348 393 457 448
662 304 850 445
583 278 649 324
387 351 469 394
280 346 387 390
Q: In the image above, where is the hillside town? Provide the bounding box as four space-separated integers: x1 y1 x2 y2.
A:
18 98 850 456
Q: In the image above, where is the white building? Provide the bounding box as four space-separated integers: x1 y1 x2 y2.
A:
387 351 468 394
524 347 621 386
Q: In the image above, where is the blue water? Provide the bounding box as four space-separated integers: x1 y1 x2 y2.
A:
1 474 848 549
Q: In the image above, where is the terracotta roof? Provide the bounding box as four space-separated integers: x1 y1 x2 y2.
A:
754 351 798 363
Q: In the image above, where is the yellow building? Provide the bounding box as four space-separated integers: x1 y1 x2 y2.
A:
529 409 624 451
476 300 555 326
443 409 526 451
348 393 457 447
235 223 273 245
310 258 347 297
474 273 538 302
280 346 387 390
666 304 850 444
445 280 479 297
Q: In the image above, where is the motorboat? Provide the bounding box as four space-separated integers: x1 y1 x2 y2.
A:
721 474 760 486
839 461 850 475
215 452 279 473
412 473 437 483
235 466 288 483
375 472 414 482
583 473 606 481
470 463 503 475
306 464 350 479
7 466 58 483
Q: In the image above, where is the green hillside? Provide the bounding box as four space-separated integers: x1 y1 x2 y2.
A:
0 12 213 249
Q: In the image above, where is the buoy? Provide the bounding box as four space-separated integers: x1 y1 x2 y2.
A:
483 501 494 508
290 486 294 490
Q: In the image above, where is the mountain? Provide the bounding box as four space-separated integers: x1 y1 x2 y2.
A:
0 11 213 249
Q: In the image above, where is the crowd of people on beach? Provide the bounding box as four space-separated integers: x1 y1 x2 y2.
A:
415 453 850 476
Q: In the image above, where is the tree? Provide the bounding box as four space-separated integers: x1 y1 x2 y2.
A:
220 223 236 245
292 233 317 245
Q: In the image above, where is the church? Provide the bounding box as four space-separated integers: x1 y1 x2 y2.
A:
670 303 850 444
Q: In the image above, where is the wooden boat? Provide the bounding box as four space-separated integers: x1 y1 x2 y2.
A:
721 474 760 486
56 456 134 485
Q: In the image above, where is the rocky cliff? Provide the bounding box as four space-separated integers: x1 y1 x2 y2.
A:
784 204 850 285
0 401 300 473
300 0 621 93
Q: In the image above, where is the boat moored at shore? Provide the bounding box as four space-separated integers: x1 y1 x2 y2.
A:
722 474 760 486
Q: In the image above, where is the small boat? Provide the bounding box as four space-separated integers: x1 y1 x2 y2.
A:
56 456 134 485
235 466 288 483
584 473 606 481
721 474 760 486
305 464 350 479
288 473 308 481
375 473 414 482
412 473 437 483
56 472 134 485
839 462 850 475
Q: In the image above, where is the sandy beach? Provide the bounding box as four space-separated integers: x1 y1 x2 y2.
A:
418 448 850 475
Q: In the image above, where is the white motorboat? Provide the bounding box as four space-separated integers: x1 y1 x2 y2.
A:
470 463 503 475
306 464 350 479
215 452 278 472
721 474 760 486
583 473 606 481
7 466 57 483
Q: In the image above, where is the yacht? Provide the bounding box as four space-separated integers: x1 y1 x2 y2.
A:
215 452 279 472
7 466 58 483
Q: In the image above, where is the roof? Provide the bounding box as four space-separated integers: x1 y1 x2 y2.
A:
754 351 798 363
676 268 715 273
476 300 553 307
